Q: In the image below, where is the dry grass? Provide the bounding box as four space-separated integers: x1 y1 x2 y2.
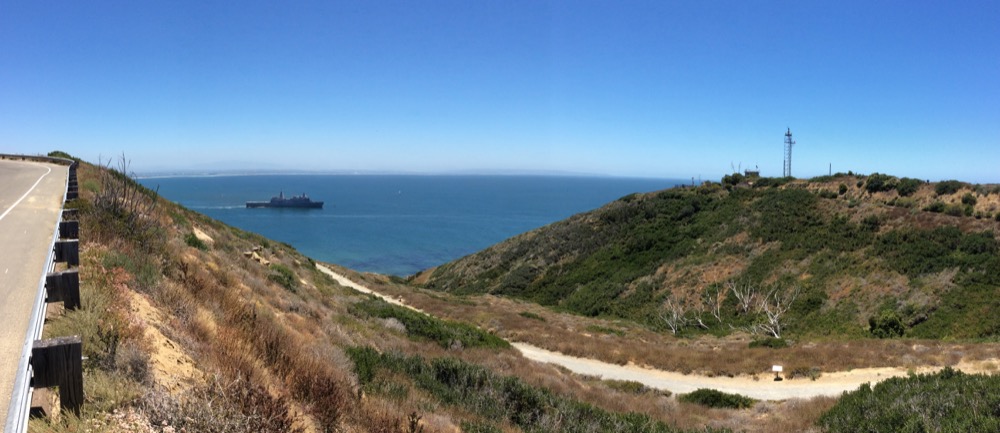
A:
358 272 1000 378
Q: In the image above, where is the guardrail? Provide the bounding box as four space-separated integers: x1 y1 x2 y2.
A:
4 156 82 433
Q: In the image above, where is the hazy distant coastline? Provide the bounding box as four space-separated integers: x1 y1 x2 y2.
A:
137 168 663 180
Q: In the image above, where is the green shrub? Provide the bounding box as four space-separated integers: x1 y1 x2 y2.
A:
585 324 625 336
819 367 1000 432
349 298 509 349
869 310 904 338
935 180 964 195
604 379 655 395
748 337 788 349
962 193 977 206
896 177 922 197
838 183 848 195
722 172 745 186
268 263 296 291
679 389 755 409
865 173 896 193
818 190 838 199
753 177 792 188
923 201 946 213
518 311 546 321
944 204 966 217
184 233 208 250
347 347 724 433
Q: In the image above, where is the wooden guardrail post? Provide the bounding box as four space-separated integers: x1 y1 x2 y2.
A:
66 163 78 200
31 336 83 415
45 270 80 310
58 221 79 240
53 240 79 267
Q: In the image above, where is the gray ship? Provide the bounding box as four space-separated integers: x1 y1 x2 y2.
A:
246 191 323 209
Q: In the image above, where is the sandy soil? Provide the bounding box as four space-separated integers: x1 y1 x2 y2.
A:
315 264 997 400
192 226 214 246
130 291 202 393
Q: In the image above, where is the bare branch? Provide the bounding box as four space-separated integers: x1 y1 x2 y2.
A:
659 298 689 335
755 286 800 339
727 280 759 315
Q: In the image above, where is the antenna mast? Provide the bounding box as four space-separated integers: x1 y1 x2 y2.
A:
783 128 795 178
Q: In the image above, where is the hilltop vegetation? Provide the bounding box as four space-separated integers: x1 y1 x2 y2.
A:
419 173 1000 340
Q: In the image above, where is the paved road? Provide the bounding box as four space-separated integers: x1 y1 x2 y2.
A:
0 159 68 424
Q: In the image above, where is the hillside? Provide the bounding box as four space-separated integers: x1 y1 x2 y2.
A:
39 155 795 432
418 174 1000 340
32 156 1000 433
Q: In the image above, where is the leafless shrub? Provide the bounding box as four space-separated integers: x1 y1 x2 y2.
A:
90 154 161 248
114 340 152 385
140 376 301 433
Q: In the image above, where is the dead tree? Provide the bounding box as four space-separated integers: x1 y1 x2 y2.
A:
754 286 800 339
660 298 689 335
702 285 726 323
726 280 759 315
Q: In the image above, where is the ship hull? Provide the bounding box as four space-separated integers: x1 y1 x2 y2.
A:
246 201 324 209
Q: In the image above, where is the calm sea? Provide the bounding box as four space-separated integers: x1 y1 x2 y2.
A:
140 175 681 276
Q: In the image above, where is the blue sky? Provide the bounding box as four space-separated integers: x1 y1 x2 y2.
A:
1 1 997 181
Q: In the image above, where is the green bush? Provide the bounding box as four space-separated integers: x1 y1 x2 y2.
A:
585 324 625 336
679 389 755 409
184 233 208 250
935 180 964 195
962 193 977 206
268 263 296 291
923 201 946 213
347 347 725 433
722 172 745 186
604 379 655 395
349 298 509 349
869 310 904 338
838 183 848 195
944 204 966 217
518 311 546 321
865 173 896 193
47 150 79 161
819 367 1000 432
896 177 922 197
753 177 792 188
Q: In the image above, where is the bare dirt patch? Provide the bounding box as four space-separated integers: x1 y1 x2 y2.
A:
129 291 203 393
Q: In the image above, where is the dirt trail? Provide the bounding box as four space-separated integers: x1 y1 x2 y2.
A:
316 264 989 400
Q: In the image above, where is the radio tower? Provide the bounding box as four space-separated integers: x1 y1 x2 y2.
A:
783 128 795 178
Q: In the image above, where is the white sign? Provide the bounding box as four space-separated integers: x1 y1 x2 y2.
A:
772 365 783 373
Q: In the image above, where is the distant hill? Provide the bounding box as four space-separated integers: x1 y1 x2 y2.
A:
416 174 1000 340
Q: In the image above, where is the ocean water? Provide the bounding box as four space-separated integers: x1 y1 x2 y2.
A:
141 175 681 276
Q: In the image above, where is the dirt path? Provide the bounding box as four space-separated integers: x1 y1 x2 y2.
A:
316 264 988 400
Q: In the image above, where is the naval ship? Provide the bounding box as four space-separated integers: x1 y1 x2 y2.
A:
246 191 324 209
